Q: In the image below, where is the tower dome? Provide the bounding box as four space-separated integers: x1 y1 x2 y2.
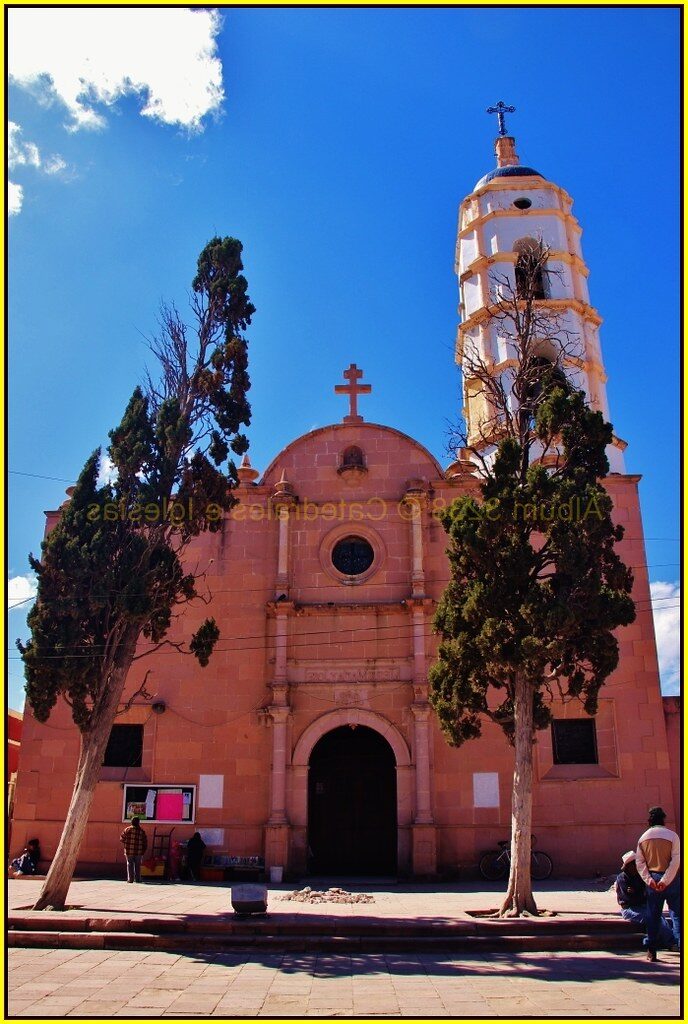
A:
474 164 544 189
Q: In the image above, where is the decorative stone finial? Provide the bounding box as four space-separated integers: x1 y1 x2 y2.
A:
237 454 260 485
59 485 76 509
271 469 297 509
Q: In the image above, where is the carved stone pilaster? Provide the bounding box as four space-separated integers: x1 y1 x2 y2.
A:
411 702 433 826
267 703 291 826
406 596 433 693
402 481 428 597
271 471 298 594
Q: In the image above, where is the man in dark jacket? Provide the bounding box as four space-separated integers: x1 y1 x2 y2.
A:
120 817 148 883
616 850 674 950
186 832 206 882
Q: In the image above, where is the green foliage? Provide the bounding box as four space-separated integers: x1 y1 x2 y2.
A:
429 385 636 747
189 618 220 667
193 236 253 441
18 238 254 730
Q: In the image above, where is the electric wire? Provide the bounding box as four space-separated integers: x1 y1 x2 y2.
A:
6 600 681 660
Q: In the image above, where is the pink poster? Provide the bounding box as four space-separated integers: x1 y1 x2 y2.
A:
156 790 184 820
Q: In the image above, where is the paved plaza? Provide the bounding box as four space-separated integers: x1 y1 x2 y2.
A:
7 879 681 1018
8 946 680 1018
6 875 633 920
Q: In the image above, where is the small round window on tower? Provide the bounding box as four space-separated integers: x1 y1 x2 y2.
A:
513 197 532 210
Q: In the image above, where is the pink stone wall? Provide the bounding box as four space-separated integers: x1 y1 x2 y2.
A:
663 697 681 831
11 424 677 878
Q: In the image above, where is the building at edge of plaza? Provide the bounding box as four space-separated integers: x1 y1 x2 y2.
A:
11 124 679 880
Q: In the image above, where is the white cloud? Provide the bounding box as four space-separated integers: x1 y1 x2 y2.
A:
8 121 70 214
650 581 680 695
8 121 41 169
9 8 224 132
8 181 23 216
9 574 38 611
44 155 67 176
97 453 118 488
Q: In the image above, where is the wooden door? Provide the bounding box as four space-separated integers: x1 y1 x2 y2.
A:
307 725 397 875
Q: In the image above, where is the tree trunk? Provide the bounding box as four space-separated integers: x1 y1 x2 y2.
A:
499 672 538 916
32 628 140 911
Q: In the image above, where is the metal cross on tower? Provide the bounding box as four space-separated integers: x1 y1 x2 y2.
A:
487 101 516 137
335 363 371 423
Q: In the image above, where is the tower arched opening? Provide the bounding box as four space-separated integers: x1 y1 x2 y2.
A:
514 236 549 301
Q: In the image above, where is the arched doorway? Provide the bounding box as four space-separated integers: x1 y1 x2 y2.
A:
307 725 397 875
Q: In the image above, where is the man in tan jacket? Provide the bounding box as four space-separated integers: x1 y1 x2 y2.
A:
636 806 680 961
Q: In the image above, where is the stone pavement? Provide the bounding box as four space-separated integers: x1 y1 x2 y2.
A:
7 878 680 1017
8 947 681 1017
8 875 625 920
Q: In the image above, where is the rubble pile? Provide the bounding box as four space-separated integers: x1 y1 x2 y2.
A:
281 886 375 904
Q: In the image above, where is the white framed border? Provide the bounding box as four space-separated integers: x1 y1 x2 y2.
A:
121 783 197 824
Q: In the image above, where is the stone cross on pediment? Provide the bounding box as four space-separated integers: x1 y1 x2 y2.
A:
335 363 372 424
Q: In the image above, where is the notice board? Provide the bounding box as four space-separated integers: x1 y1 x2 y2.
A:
122 784 196 823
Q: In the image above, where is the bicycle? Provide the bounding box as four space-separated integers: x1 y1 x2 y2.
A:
478 835 553 881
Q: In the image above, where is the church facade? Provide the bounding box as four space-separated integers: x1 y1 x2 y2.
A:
12 127 678 879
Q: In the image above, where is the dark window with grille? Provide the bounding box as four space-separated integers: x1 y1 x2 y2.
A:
331 536 374 576
103 724 144 768
551 719 598 765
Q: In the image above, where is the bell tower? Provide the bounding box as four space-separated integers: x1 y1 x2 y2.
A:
455 104 626 471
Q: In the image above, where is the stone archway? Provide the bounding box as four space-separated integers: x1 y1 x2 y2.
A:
288 709 413 876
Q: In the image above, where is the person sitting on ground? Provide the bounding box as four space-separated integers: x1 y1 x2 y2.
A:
186 831 206 882
636 806 681 962
120 817 148 884
10 838 41 875
615 850 674 949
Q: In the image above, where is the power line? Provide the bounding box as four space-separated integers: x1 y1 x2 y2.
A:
6 587 681 623
9 470 77 484
7 601 681 660
6 558 681 612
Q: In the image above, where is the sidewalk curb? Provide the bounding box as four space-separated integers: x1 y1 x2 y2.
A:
8 928 643 954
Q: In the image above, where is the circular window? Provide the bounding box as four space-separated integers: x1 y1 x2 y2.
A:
513 197 532 210
331 536 375 576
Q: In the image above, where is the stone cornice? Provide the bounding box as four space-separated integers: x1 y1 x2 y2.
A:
457 250 589 280
458 203 582 239
457 297 603 342
289 600 409 616
459 177 575 216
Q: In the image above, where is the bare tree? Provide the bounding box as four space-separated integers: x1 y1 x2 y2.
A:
449 240 582 477
432 239 635 915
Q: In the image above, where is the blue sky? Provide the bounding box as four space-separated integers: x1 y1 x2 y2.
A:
8 7 680 708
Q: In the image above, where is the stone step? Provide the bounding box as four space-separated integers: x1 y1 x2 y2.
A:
8 913 629 938
8 928 643 954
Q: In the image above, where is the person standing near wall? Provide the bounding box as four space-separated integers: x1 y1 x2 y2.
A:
186 831 206 882
636 807 681 962
120 817 148 884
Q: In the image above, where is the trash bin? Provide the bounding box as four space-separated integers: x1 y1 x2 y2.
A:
269 865 283 883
